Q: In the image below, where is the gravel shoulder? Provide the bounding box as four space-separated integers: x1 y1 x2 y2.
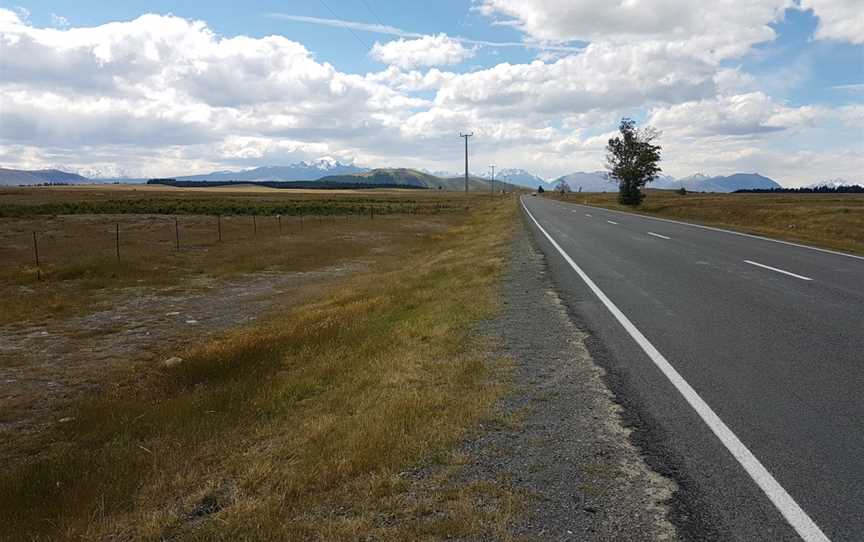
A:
467 218 680 540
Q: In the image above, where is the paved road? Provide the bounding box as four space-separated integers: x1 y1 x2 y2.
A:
520 195 864 541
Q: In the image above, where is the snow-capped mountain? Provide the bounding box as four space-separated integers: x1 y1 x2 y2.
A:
489 168 548 189
70 165 133 179
806 178 861 189
174 158 368 182
683 173 781 192
550 171 616 192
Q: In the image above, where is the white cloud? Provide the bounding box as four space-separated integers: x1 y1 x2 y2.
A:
0 7 858 185
800 0 864 44
431 41 718 120
0 9 416 175
370 34 475 69
49 13 69 28
479 0 789 61
366 66 457 91
648 92 815 137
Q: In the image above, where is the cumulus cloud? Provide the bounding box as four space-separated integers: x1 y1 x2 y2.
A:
0 6 858 185
800 0 864 44
49 13 69 28
647 92 821 137
370 34 475 69
479 0 789 61
430 41 718 124
0 8 416 175
366 66 457 91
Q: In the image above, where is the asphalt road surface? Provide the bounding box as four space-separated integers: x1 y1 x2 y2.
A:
520 195 864 541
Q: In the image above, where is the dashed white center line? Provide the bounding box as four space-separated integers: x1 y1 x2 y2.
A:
647 232 671 240
606 220 618 225
521 199 830 542
585 213 593 217
744 260 813 281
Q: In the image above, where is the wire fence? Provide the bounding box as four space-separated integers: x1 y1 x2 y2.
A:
1 204 463 281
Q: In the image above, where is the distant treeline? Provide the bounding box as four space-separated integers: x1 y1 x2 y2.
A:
148 179 428 190
735 186 864 194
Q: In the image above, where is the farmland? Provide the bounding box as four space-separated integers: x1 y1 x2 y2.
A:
0 184 470 217
0 186 521 540
555 189 864 255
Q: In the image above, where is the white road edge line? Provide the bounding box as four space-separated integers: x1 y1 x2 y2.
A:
521 199 830 542
744 260 813 281
647 232 671 240
575 203 864 262
606 220 618 225
585 213 593 217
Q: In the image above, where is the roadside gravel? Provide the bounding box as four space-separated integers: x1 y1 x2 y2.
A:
469 220 679 540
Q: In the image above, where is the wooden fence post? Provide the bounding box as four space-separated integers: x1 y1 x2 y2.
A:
32 231 41 281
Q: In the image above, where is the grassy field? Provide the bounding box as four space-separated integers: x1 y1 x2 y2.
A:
0 185 470 217
0 186 491 326
558 189 864 255
0 187 521 540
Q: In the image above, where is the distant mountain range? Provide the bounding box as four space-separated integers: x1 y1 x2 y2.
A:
656 173 782 192
489 168 547 189
2 159 858 193
0 168 90 186
806 179 862 189
286 168 518 192
174 158 366 182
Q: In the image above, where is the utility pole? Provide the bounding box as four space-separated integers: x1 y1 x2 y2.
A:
460 132 473 194
489 165 495 197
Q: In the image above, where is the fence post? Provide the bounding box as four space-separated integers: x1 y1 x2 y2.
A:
253 215 257 238
175 217 180 252
278 214 282 235
32 231 41 281
217 215 222 242
115 223 120 262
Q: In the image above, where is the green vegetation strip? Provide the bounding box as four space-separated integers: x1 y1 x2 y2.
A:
0 198 464 217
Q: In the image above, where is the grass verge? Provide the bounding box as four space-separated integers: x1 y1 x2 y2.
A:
0 198 519 541
559 190 864 255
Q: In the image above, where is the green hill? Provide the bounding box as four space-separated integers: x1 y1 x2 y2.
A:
318 168 519 192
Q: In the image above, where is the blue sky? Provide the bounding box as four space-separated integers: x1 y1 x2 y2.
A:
0 1 862 184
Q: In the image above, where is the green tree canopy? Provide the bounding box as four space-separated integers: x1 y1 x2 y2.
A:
606 118 662 206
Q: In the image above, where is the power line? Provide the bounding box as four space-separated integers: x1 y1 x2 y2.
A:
318 0 369 48
460 132 473 194
358 0 385 27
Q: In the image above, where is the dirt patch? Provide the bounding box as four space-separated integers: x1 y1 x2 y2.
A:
0 263 362 462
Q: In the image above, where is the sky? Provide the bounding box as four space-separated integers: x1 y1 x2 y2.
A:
0 1 862 185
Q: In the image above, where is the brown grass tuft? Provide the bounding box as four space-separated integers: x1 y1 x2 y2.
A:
0 196 519 540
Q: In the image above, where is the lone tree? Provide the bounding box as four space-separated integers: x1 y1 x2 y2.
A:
606 118 662 206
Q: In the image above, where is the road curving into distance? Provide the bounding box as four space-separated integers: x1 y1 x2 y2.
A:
520 195 864 541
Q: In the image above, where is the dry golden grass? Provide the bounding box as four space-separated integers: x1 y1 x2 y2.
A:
0 184 478 209
559 190 864 254
0 213 437 325
0 184 490 326
0 196 521 541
